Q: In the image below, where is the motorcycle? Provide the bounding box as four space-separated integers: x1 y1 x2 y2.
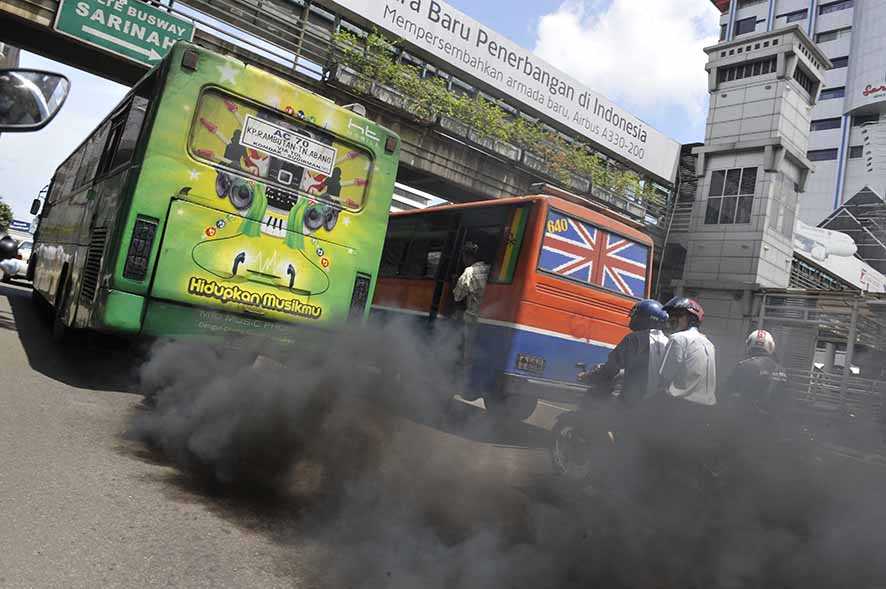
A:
550 363 625 483
550 364 730 493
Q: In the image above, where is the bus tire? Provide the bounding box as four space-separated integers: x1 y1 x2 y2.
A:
51 270 72 343
483 393 538 421
31 287 50 318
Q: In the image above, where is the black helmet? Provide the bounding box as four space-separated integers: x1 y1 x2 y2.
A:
0 235 18 261
629 299 669 330
663 297 704 326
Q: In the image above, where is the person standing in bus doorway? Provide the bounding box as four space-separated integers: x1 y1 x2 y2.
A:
452 241 490 394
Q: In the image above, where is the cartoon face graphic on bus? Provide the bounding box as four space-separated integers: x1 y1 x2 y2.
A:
186 90 372 297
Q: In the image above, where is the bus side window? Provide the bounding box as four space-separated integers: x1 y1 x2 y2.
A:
380 237 409 277
73 121 110 189
51 149 84 204
401 238 443 278
109 96 148 170
96 105 129 178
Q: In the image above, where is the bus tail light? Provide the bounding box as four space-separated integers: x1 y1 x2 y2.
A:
123 216 159 281
182 49 200 71
348 273 372 319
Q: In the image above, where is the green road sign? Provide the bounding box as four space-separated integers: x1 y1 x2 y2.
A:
54 0 195 66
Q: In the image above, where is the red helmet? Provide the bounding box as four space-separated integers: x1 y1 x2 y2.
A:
663 297 704 325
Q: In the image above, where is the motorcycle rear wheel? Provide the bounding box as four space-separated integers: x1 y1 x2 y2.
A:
551 421 594 481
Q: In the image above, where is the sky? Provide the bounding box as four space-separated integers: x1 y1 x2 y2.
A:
0 0 721 219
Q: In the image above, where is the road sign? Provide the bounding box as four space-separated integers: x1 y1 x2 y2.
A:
9 220 31 233
54 0 195 67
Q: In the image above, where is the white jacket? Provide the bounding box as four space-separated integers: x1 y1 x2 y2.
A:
659 327 717 406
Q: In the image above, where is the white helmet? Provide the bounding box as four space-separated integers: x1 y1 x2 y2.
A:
746 329 775 355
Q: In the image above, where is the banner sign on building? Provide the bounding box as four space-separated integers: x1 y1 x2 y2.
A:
323 0 680 182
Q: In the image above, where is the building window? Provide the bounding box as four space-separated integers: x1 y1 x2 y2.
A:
782 9 808 22
739 0 766 6
830 56 849 69
853 113 880 126
705 167 756 225
819 86 846 100
735 17 757 36
719 23 727 41
717 56 777 84
807 148 839 161
810 117 842 131
819 0 853 15
849 146 864 158
816 27 851 43
793 66 816 96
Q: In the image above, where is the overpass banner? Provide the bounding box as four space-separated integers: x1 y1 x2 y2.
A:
323 0 680 183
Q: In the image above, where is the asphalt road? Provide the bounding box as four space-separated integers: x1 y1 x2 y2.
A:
6 278 886 588
0 280 566 588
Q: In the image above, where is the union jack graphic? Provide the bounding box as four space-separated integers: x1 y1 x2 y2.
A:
539 212 648 297
600 233 648 297
539 216 598 284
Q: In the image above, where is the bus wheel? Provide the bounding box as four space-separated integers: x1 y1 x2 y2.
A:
31 288 51 320
483 393 538 421
51 274 72 343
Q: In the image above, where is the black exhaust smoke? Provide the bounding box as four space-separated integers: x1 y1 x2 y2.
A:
127 319 886 588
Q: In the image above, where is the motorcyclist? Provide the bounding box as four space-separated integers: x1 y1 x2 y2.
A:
725 329 788 418
580 299 669 403
658 297 717 407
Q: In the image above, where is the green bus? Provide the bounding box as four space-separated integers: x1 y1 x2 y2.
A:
30 43 400 343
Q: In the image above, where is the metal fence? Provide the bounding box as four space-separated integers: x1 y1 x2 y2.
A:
757 291 886 452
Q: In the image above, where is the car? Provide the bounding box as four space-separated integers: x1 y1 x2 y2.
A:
0 236 30 281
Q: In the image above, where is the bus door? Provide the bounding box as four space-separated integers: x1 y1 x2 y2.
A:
375 203 530 328
378 211 457 323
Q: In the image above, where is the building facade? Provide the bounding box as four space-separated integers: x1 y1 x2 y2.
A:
666 25 829 370
713 0 886 225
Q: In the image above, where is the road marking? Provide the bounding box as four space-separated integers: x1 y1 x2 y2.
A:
81 25 162 61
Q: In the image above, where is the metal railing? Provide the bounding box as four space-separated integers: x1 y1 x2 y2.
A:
667 201 694 234
326 63 666 224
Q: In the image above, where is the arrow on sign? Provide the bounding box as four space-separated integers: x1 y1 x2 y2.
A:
81 25 162 61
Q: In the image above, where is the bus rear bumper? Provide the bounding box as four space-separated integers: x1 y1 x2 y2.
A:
499 372 587 403
97 289 146 334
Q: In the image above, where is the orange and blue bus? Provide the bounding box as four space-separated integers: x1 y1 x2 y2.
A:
371 190 653 419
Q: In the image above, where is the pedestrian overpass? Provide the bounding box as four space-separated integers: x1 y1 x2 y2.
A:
0 0 674 241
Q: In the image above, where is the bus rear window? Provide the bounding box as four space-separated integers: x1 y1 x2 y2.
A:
189 89 371 211
538 209 649 298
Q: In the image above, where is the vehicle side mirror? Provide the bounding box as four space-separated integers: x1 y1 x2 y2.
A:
30 198 41 216
0 69 70 132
